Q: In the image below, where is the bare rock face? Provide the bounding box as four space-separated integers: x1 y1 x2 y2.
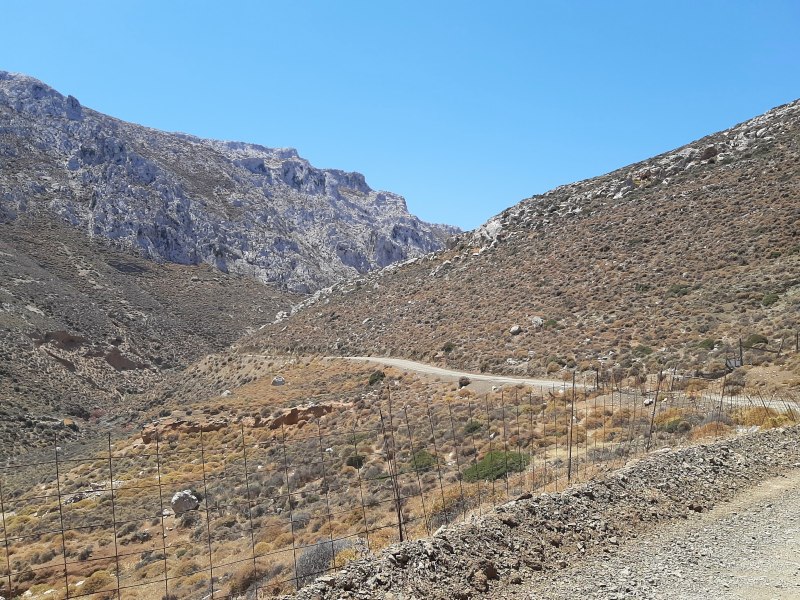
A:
0 71 458 293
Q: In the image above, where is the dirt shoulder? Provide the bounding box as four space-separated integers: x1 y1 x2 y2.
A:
284 426 800 600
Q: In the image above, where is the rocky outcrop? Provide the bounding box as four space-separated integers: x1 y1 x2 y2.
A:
140 402 344 443
0 71 458 293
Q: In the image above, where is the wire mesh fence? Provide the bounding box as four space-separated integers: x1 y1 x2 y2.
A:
1 375 797 600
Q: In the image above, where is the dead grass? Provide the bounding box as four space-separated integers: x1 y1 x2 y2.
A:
689 422 733 440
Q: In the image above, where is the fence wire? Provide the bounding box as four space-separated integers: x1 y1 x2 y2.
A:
1 376 796 600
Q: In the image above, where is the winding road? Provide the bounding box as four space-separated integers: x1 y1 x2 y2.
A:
334 356 795 410
337 356 578 390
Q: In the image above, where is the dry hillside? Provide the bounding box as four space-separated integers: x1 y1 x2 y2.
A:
252 100 800 383
0 215 299 457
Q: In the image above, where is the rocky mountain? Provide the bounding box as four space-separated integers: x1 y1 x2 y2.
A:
251 100 800 381
0 70 460 456
0 70 457 294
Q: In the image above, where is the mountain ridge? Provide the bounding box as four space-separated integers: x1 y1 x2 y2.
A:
0 69 457 456
0 70 458 293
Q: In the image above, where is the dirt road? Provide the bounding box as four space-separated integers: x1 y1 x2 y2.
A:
336 356 794 410
502 469 800 600
337 356 577 390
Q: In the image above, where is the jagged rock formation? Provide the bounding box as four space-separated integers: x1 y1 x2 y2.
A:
252 99 800 378
0 70 457 294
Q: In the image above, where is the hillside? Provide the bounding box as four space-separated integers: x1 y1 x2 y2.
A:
0 214 300 457
0 69 462 458
0 70 457 294
251 100 800 382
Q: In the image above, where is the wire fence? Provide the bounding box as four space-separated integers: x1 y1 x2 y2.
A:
1 374 797 600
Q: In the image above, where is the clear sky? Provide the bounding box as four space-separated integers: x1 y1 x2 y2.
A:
2 1 798 230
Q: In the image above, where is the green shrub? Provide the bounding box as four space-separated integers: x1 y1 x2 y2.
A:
464 420 483 435
762 293 779 307
368 370 385 386
441 341 455 353
410 449 437 472
667 284 691 297
345 455 365 469
632 345 653 358
744 334 768 346
463 451 530 482
656 417 693 434
697 339 716 350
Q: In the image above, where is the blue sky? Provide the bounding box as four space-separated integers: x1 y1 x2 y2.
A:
2 1 798 230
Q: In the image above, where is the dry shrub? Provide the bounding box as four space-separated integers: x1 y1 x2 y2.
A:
732 407 793 429
571 426 587 444
609 408 631 427
546 423 569 438
271 532 294 549
253 542 271 557
82 570 114 594
599 427 625 442
582 415 604 430
684 380 709 397
689 422 732 440
228 566 263 596
429 481 480 515
653 408 696 433
333 547 359 568
367 527 401 552
174 560 202 577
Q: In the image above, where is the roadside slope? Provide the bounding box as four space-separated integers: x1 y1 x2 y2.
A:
254 100 800 380
284 426 800 600
506 468 800 599
337 356 578 390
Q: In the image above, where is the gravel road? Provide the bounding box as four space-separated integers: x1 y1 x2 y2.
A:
337 356 580 390
336 356 793 410
495 469 800 600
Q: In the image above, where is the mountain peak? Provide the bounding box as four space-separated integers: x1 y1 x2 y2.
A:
0 71 458 292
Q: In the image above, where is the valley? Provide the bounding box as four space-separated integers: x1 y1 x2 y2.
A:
0 70 797 600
